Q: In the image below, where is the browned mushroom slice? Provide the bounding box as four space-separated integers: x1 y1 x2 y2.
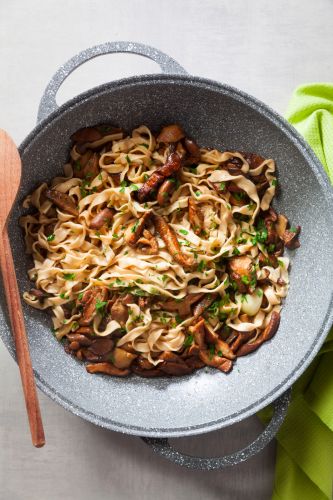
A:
157 178 176 206
188 198 204 235
183 138 201 164
204 327 219 344
153 214 194 268
89 207 114 230
276 214 288 238
193 293 218 318
281 226 301 249
228 255 254 293
237 311 280 356
184 357 205 370
189 317 207 350
240 152 265 169
215 339 236 360
181 344 200 358
86 362 130 377
29 288 49 299
112 347 137 368
79 287 108 326
71 127 103 144
131 365 162 377
46 189 78 216
75 326 94 335
157 124 185 143
125 211 152 246
158 352 193 376
162 293 204 316
89 338 114 355
258 252 278 269
66 333 92 346
230 331 255 352
137 229 159 255
137 152 181 202
135 356 156 370
199 350 233 373
110 293 134 326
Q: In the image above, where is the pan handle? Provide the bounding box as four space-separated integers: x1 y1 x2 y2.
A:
142 389 291 470
37 41 188 123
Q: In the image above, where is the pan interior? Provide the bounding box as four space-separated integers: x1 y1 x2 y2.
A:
2 76 333 437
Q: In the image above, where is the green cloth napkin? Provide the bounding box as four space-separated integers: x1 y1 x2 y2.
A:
260 83 333 500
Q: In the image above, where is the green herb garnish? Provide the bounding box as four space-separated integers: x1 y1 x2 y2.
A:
179 229 188 235
47 234 55 241
63 273 75 280
183 335 194 348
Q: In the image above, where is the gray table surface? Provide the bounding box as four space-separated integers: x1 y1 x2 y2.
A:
1 1 332 499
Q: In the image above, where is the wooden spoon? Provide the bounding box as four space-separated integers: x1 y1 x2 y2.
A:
0 129 45 447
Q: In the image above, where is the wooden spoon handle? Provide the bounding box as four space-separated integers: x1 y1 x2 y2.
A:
0 227 45 447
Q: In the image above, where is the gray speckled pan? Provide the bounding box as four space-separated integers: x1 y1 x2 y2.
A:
1 42 333 470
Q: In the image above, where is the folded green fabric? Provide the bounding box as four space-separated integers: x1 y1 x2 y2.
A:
260 84 333 500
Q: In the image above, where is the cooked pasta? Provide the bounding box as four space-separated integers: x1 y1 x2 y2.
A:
20 124 300 377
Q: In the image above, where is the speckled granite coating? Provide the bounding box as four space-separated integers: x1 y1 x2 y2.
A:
1 43 333 469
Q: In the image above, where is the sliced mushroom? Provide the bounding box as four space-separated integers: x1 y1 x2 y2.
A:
125 211 152 246
184 357 205 370
215 339 236 360
240 152 265 169
188 317 207 350
71 127 103 144
162 293 204 316
75 326 94 335
258 252 278 268
135 356 156 370
131 365 162 377
158 352 193 376
137 229 159 255
227 255 254 293
89 338 114 355
66 333 92 346
153 214 194 268
237 311 280 356
281 226 301 249
157 178 176 206
89 207 114 230
157 124 185 143
76 152 100 180
188 198 204 235
276 214 288 238
193 293 218 318
45 189 78 216
184 138 201 164
230 331 255 352
110 294 134 326
112 347 137 368
199 350 233 372
86 362 129 377
30 288 49 299
79 287 108 326
137 152 181 202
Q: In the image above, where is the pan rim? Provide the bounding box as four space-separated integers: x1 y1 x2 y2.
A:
5 73 333 437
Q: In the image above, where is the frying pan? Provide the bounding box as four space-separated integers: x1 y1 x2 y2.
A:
1 42 333 470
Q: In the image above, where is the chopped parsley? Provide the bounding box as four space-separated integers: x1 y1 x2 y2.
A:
278 259 284 268
289 226 298 233
77 292 84 301
63 273 75 280
208 344 215 359
98 173 103 181
112 233 119 239
140 143 149 149
126 155 131 164
59 293 68 299
175 314 182 324
95 299 107 314
131 220 139 233
183 334 194 348
47 234 55 241
120 180 128 193
219 182 226 191
197 260 206 272
241 275 250 285
240 294 248 303
195 190 201 197
251 218 268 245
232 247 241 256
217 350 223 357
256 288 263 297
272 179 278 187
179 229 188 236
130 184 139 191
